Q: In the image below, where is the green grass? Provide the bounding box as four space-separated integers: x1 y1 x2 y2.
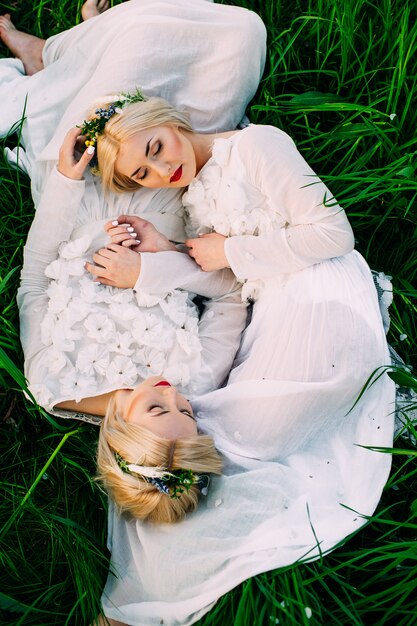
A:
1 0 417 624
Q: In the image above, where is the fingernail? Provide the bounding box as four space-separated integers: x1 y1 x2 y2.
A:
136 240 141 244
87 146 95 155
112 220 119 226
130 232 137 237
127 227 134 232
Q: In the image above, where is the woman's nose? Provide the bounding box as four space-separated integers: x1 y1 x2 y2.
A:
162 385 178 401
153 161 171 178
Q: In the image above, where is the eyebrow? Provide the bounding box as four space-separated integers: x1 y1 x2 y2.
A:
130 139 151 178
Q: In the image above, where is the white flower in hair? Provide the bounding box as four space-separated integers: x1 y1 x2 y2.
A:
126 464 170 479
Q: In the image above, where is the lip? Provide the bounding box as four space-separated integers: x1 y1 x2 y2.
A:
154 380 172 387
170 165 182 183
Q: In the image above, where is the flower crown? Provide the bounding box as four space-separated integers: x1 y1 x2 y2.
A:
79 88 146 148
114 451 210 499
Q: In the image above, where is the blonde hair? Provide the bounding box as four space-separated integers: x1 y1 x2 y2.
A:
93 96 194 194
96 399 222 524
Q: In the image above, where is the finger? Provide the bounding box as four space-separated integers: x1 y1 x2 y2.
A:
59 128 82 162
108 233 134 245
104 222 131 234
62 126 83 148
92 250 114 266
121 238 140 248
106 243 126 253
94 276 116 286
85 262 109 278
117 214 151 229
114 215 135 226
76 144 96 170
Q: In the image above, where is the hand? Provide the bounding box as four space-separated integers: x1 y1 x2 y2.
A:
58 127 95 180
85 244 141 288
104 215 177 253
185 232 229 271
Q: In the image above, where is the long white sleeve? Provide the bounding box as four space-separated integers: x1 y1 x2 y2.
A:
135 251 241 299
17 168 85 362
224 126 354 280
134 250 247 393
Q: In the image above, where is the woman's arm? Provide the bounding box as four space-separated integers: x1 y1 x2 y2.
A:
17 129 94 390
17 167 86 361
87 215 243 299
188 125 354 278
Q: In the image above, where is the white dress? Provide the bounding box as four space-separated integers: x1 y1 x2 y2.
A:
0 0 266 203
17 167 248 422
101 126 395 625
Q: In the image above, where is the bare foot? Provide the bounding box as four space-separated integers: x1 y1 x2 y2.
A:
0 14 45 75
81 0 110 21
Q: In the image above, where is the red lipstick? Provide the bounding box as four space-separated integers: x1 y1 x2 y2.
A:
154 380 171 387
170 165 182 183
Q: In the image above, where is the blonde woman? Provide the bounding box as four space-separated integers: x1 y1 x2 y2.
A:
78 95 395 625
0 0 265 203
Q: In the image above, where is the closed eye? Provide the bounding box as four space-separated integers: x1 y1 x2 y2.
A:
149 404 163 413
137 167 148 181
153 141 162 156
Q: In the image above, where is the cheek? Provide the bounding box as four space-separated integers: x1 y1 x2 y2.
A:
171 131 183 156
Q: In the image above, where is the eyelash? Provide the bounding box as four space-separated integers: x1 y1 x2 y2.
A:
148 405 194 418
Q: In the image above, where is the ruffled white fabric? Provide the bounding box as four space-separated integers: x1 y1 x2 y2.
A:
33 229 203 408
183 136 286 300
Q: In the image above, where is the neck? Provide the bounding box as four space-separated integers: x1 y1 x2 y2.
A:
189 130 238 174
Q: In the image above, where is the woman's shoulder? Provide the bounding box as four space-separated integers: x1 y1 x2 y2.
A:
232 124 296 162
235 124 295 147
